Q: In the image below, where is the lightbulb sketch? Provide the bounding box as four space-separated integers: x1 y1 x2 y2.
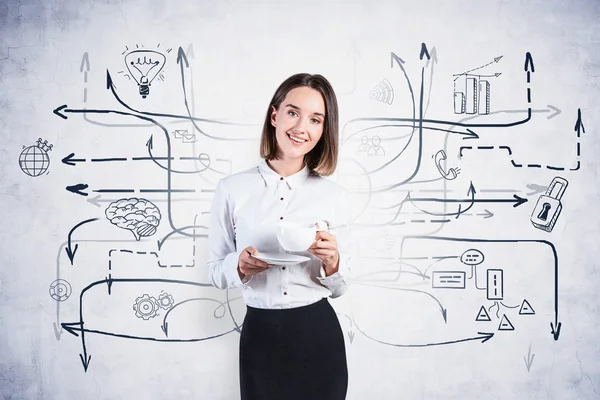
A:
124 50 166 98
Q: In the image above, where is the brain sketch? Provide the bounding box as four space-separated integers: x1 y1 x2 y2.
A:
105 198 161 240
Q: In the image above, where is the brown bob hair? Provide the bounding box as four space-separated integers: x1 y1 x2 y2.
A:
259 73 339 176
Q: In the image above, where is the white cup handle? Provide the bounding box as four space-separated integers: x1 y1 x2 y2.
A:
314 220 329 232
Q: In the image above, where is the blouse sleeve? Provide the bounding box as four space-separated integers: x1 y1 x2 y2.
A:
317 186 351 298
206 179 253 289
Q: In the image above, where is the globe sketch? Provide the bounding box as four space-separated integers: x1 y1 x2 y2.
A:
19 144 50 177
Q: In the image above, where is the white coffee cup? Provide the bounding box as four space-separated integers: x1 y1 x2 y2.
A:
277 220 329 252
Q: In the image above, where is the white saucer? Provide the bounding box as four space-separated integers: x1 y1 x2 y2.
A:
254 252 310 266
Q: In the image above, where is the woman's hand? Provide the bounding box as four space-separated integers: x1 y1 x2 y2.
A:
307 223 340 277
238 246 271 280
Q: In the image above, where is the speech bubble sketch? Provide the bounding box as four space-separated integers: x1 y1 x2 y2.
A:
105 198 161 241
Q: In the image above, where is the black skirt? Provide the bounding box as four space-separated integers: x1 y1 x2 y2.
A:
239 297 348 400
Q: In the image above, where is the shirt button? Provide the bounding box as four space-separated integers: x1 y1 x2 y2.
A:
283 292 287 295
280 197 284 200
280 216 283 220
280 177 284 180
282 267 286 270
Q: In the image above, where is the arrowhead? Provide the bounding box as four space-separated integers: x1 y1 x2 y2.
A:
347 330 355 343
53 104 68 120
464 129 479 139
177 46 189 68
53 322 63 340
61 152 76 166
483 209 494 219
478 332 494 343
66 184 89 197
65 244 78 265
468 181 476 196
494 73 502 77
419 42 430 60
547 104 561 120
79 353 92 372
186 43 195 60
429 47 438 64
494 56 503 63
441 308 448 323
390 52 405 68
524 52 535 72
574 108 585 133
80 52 90 72
87 195 102 208
551 321 562 340
146 135 154 150
512 194 528 208
61 322 80 337
106 69 114 90
161 322 169 337
106 275 113 295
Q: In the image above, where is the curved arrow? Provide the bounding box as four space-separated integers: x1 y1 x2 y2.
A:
161 296 242 337
65 218 99 265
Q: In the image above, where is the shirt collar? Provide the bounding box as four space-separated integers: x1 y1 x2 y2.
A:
257 159 310 190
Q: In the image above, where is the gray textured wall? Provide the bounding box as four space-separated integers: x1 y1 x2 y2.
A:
1 0 599 399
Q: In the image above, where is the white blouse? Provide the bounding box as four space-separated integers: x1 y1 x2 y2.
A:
206 159 351 309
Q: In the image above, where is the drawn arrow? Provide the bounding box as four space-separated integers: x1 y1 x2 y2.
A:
525 52 535 73
524 343 535 372
547 105 561 119
61 153 86 166
79 52 90 72
79 349 91 372
161 297 231 337
390 51 405 67
453 56 503 77
65 218 99 264
66 183 89 197
53 104 68 119
408 193 527 208
347 330 356 343
574 108 584 137
419 42 430 60
353 319 494 347
53 322 62 340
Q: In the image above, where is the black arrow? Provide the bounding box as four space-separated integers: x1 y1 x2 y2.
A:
409 193 527 208
79 350 91 372
106 69 114 90
574 108 585 137
419 42 430 60
53 104 68 119
353 319 494 347
62 153 86 166
524 52 535 72
177 46 189 68
66 183 89 197
65 218 98 264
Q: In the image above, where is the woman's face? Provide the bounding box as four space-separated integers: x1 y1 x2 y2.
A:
270 86 326 162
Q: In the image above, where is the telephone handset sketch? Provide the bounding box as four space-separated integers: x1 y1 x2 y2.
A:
434 150 460 180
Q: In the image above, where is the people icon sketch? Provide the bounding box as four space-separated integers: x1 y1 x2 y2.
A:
367 134 385 156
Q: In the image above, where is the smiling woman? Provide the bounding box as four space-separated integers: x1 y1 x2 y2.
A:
207 73 350 400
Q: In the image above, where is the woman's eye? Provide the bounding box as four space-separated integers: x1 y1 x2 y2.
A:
311 118 321 124
288 111 298 117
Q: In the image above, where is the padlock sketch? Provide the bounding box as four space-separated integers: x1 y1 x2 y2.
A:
530 176 568 232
